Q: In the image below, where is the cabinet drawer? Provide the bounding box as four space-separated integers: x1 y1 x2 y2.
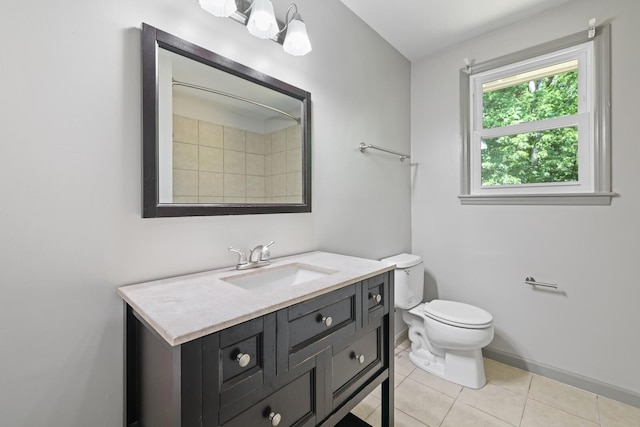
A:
217 315 274 411
222 370 315 427
332 328 380 392
288 285 356 349
363 274 389 325
221 333 259 383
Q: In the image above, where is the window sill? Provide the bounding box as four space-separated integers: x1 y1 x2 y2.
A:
458 192 616 206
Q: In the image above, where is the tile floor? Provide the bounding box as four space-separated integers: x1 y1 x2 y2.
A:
352 340 640 427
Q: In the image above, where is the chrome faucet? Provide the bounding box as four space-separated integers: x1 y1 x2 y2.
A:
229 241 275 270
228 247 247 266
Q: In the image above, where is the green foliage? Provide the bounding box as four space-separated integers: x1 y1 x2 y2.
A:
481 71 579 186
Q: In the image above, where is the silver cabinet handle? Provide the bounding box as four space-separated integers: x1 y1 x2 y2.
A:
371 294 382 303
268 412 281 426
353 353 365 364
236 353 251 368
321 316 333 327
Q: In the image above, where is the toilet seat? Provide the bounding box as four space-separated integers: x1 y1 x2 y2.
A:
423 300 493 329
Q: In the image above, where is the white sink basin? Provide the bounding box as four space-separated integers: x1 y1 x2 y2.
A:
221 263 337 294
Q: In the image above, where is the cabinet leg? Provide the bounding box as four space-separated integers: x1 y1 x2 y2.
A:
381 377 394 427
382 278 395 427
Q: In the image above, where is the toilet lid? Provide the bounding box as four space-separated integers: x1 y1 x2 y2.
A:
380 253 423 269
423 300 493 329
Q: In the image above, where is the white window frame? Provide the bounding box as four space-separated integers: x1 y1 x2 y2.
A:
459 24 613 205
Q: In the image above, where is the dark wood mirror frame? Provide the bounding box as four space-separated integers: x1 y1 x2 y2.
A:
141 23 312 217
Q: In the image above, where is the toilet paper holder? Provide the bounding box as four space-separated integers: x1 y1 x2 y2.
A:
525 276 558 289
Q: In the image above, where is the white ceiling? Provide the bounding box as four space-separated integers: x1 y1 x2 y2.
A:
339 0 575 61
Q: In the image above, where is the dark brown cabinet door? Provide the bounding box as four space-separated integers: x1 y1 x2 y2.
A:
222 370 315 427
332 328 381 392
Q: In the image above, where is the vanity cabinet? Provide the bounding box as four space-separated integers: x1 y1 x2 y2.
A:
124 272 393 427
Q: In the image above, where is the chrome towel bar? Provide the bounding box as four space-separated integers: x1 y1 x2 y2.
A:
358 142 410 162
525 276 558 289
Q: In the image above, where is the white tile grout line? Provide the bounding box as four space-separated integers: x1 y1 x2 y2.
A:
436 399 455 427
516 373 534 426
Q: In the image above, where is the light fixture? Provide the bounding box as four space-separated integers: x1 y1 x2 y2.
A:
198 0 237 18
281 4 312 56
198 0 312 56
246 0 279 39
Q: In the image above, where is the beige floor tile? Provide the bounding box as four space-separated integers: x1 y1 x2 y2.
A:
408 367 463 398
457 382 527 425
395 372 407 388
370 385 381 400
484 358 532 395
528 375 599 422
395 377 455 427
395 350 417 376
369 373 406 400
388 345 640 427
396 339 411 351
521 398 599 427
598 396 640 427
351 393 380 421
441 400 515 427
366 407 430 427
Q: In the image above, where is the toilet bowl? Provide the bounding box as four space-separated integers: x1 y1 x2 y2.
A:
382 253 494 389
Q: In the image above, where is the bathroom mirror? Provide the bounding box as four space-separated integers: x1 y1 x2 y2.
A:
142 23 311 217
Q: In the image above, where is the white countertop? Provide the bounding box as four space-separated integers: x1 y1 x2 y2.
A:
118 251 395 346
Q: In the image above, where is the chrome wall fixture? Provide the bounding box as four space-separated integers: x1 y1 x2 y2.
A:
524 276 559 289
359 142 411 162
198 0 312 56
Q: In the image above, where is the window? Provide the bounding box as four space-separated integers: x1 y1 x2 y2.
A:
459 24 613 205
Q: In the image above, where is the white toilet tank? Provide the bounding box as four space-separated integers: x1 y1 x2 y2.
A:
381 253 424 309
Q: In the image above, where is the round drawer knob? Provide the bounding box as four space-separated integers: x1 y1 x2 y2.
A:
372 294 382 303
321 316 333 327
354 354 365 364
236 353 251 368
268 412 281 426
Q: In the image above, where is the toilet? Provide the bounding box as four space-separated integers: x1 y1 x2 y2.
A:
382 253 494 389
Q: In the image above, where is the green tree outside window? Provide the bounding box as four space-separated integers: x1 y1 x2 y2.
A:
481 70 578 186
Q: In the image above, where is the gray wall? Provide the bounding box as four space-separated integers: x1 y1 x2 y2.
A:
411 0 640 396
0 1 411 425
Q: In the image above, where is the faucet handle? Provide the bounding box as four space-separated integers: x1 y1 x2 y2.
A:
228 246 247 265
261 241 275 261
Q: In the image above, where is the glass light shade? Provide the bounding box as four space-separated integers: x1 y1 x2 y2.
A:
198 0 237 17
283 18 312 56
247 0 279 39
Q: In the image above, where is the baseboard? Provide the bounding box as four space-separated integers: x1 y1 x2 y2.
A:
394 328 408 348
483 347 640 409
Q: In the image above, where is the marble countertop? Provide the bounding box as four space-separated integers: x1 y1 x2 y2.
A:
118 251 395 346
